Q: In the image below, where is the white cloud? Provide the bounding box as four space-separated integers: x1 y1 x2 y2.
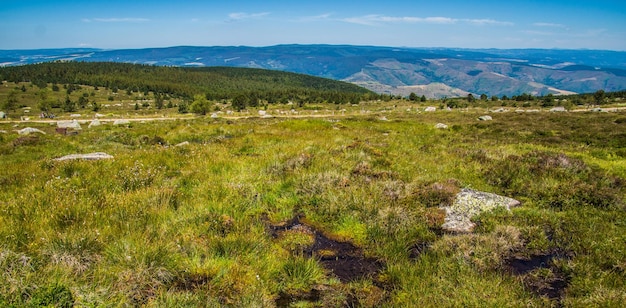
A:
341 15 511 26
463 19 514 26
82 18 150 23
533 22 567 29
298 13 333 22
228 12 270 21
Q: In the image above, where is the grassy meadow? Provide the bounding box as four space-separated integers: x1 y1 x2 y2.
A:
1 82 626 306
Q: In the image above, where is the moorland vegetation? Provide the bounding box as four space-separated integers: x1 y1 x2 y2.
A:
0 63 625 307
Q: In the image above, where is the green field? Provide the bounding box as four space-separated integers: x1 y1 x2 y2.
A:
1 100 625 306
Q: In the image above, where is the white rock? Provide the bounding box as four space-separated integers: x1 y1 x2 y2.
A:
53 152 113 161
550 106 567 112
16 127 46 135
0 111 5 118
175 141 190 147
379 116 389 121
435 123 449 129
478 115 493 121
210 113 219 118
258 110 267 116
57 120 82 130
70 114 82 118
113 119 130 125
425 106 437 112
88 119 101 128
95 113 106 118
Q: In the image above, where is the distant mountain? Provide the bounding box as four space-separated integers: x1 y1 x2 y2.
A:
1 45 625 98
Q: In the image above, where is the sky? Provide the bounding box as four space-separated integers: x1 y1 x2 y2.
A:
1 0 625 50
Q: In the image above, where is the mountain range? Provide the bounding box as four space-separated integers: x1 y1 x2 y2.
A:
1 45 625 98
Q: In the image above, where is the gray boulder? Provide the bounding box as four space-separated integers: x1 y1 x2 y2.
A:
57 120 82 130
0 111 5 119
478 115 493 121
441 189 520 233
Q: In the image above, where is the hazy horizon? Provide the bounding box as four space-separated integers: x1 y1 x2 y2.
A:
2 0 625 51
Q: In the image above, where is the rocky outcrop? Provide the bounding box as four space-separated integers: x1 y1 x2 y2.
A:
441 189 520 233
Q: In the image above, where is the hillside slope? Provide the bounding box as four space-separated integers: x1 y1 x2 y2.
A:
2 45 626 98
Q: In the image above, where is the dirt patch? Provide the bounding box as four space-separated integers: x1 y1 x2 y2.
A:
505 253 570 302
270 216 384 283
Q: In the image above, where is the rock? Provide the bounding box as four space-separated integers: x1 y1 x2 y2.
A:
53 152 114 161
113 119 130 126
379 116 389 121
88 119 101 128
0 111 6 118
550 106 566 112
435 123 448 129
95 113 106 118
210 113 219 118
441 189 520 233
175 141 190 147
16 127 45 135
57 120 82 130
425 106 437 112
0 130 7 134
70 114 81 118
478 115 493 121
492 108 506 113
258 110 267 116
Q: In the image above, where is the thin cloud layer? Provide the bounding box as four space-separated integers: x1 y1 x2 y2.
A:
82 18 150 23
228 12 270 21
341 14 512 26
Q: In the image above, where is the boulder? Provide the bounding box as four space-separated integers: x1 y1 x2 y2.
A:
53 152 113 161
70 114 82 118
435 123 448 129
258 110 267 116
425 106 437 112
441 188 520 233
0 111 6 118
17 127 46 135
113 119 130 126
210 113 219 118
88 119 101 128
175 141 190 147
550 106 566 112
57 120 82 130
478 115 493 121
379 116 389 121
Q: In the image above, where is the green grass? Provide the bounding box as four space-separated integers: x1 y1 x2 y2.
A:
0 102 625 306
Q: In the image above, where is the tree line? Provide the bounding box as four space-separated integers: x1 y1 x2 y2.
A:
0 62 379 109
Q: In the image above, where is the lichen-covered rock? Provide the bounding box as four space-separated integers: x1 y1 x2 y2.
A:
441 189 520 233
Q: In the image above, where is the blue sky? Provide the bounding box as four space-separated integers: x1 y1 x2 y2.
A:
1 0 625 50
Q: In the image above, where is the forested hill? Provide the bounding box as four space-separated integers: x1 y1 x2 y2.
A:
0 62 376 104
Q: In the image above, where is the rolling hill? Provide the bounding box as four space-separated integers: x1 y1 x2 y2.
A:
1 45 625 98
